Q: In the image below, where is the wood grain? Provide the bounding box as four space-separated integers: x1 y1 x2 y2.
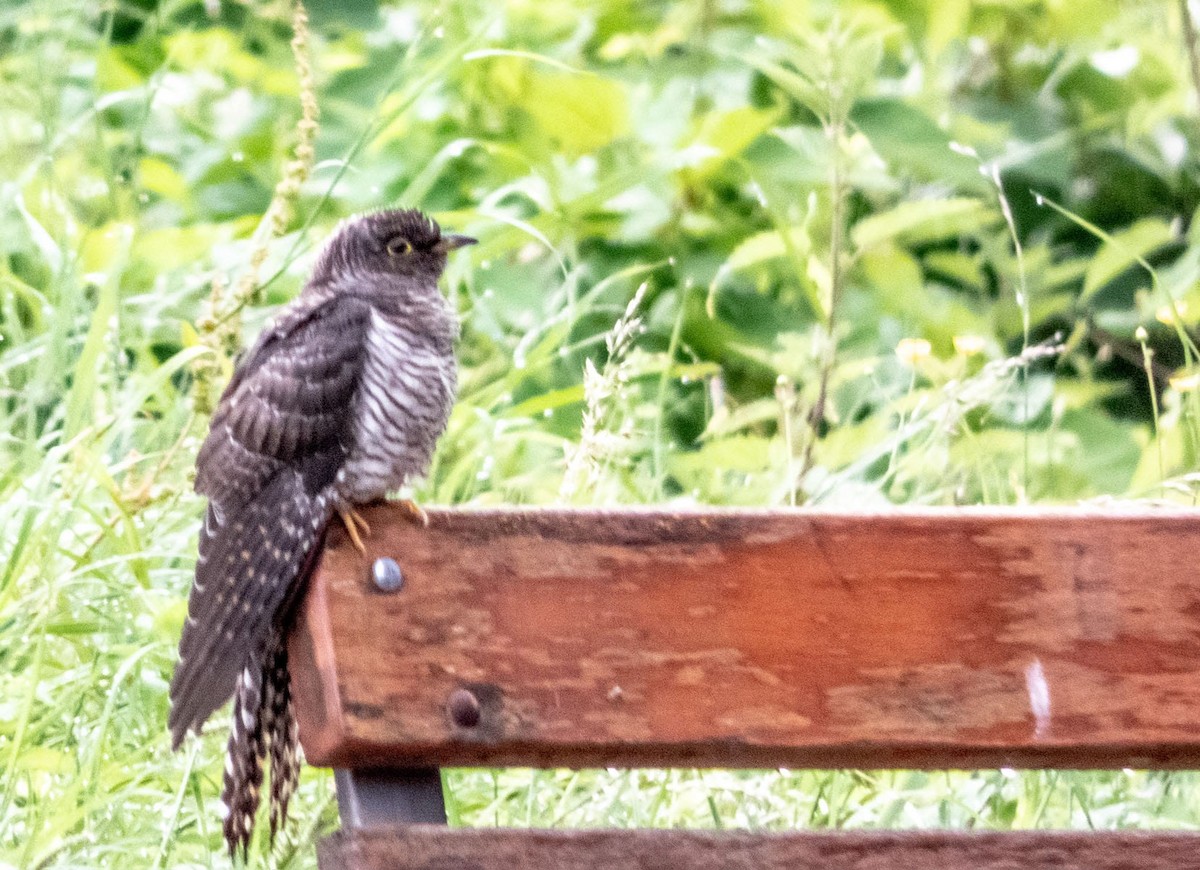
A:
317 827 1200 870
289 507 1200 769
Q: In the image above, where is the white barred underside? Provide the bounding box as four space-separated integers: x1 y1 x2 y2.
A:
336 310 456 504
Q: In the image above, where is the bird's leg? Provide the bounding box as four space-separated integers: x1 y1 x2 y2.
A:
396 498 429 528
337 507 371 553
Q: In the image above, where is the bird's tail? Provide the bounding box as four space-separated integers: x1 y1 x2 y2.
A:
221 636 303 859
222 660 265 860
265 641 301 842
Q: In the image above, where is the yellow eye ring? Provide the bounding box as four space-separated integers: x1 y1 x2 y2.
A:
387 237 413 256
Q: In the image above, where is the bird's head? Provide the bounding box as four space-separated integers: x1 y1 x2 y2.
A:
311 208 476 287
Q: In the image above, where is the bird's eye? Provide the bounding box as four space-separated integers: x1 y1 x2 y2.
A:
387 237 413 256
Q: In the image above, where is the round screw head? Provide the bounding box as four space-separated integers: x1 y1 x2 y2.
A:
371 557 403 592
448 688 481 728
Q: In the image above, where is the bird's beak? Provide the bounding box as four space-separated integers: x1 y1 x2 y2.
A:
434 234 478 254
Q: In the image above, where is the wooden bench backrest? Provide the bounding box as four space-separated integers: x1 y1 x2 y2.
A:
291 507 1200 771
290 507 1200 869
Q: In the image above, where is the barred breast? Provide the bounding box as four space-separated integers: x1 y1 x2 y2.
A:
336 309 456 504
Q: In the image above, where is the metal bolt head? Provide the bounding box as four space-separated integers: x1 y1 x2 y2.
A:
448 688 481 728
371 557 403 592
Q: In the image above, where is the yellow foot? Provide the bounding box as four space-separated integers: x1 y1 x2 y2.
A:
396 498 429 528
337 507 371 554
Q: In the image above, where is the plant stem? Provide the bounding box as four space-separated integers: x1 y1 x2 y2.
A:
798 117 845 490
1180 0 1200 106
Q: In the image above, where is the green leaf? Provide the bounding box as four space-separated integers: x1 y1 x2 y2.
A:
668 435 782 504
65 225 132 441
851 99 988 192
724 226 811 272
505 385 585 418
1059 407 1142 494
852 198 997 251
749 56 826 118
14 192 62 275
677 106 781 177
303 0 380 29
1081 218 1174 299
702 398 780 440
523 70 629 156
924 0 970 55
137 157 189 203
924 251 986 292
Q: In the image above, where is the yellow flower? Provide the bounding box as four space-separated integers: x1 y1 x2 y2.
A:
952 335 986 356
895 337 932 366
1169 371 1200 393
1156 300 1188 325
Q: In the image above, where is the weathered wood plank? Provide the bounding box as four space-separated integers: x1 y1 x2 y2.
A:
289 507 1200 769
317 827 1200 870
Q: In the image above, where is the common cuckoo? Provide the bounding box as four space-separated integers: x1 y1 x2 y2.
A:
168 208 474 857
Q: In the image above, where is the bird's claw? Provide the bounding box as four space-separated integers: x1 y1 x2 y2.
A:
337 507 371 554
397 498 429 528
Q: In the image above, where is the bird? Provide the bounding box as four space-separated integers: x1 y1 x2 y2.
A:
168 208 474 859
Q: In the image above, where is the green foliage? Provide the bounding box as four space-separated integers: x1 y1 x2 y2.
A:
3 0 1200 866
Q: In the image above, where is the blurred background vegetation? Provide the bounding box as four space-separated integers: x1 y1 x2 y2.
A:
4 0 1200 866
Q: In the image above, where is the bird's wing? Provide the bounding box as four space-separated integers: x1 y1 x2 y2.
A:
169 293 372 747
193 292 369 510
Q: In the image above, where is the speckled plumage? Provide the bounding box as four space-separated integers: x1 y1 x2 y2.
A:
169 209 470 858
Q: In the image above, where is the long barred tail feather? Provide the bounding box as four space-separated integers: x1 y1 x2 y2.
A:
219 636 305 859
265 643 302 844
221 664 266 860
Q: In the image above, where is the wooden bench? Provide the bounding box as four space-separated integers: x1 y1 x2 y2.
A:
288 507 1200 868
